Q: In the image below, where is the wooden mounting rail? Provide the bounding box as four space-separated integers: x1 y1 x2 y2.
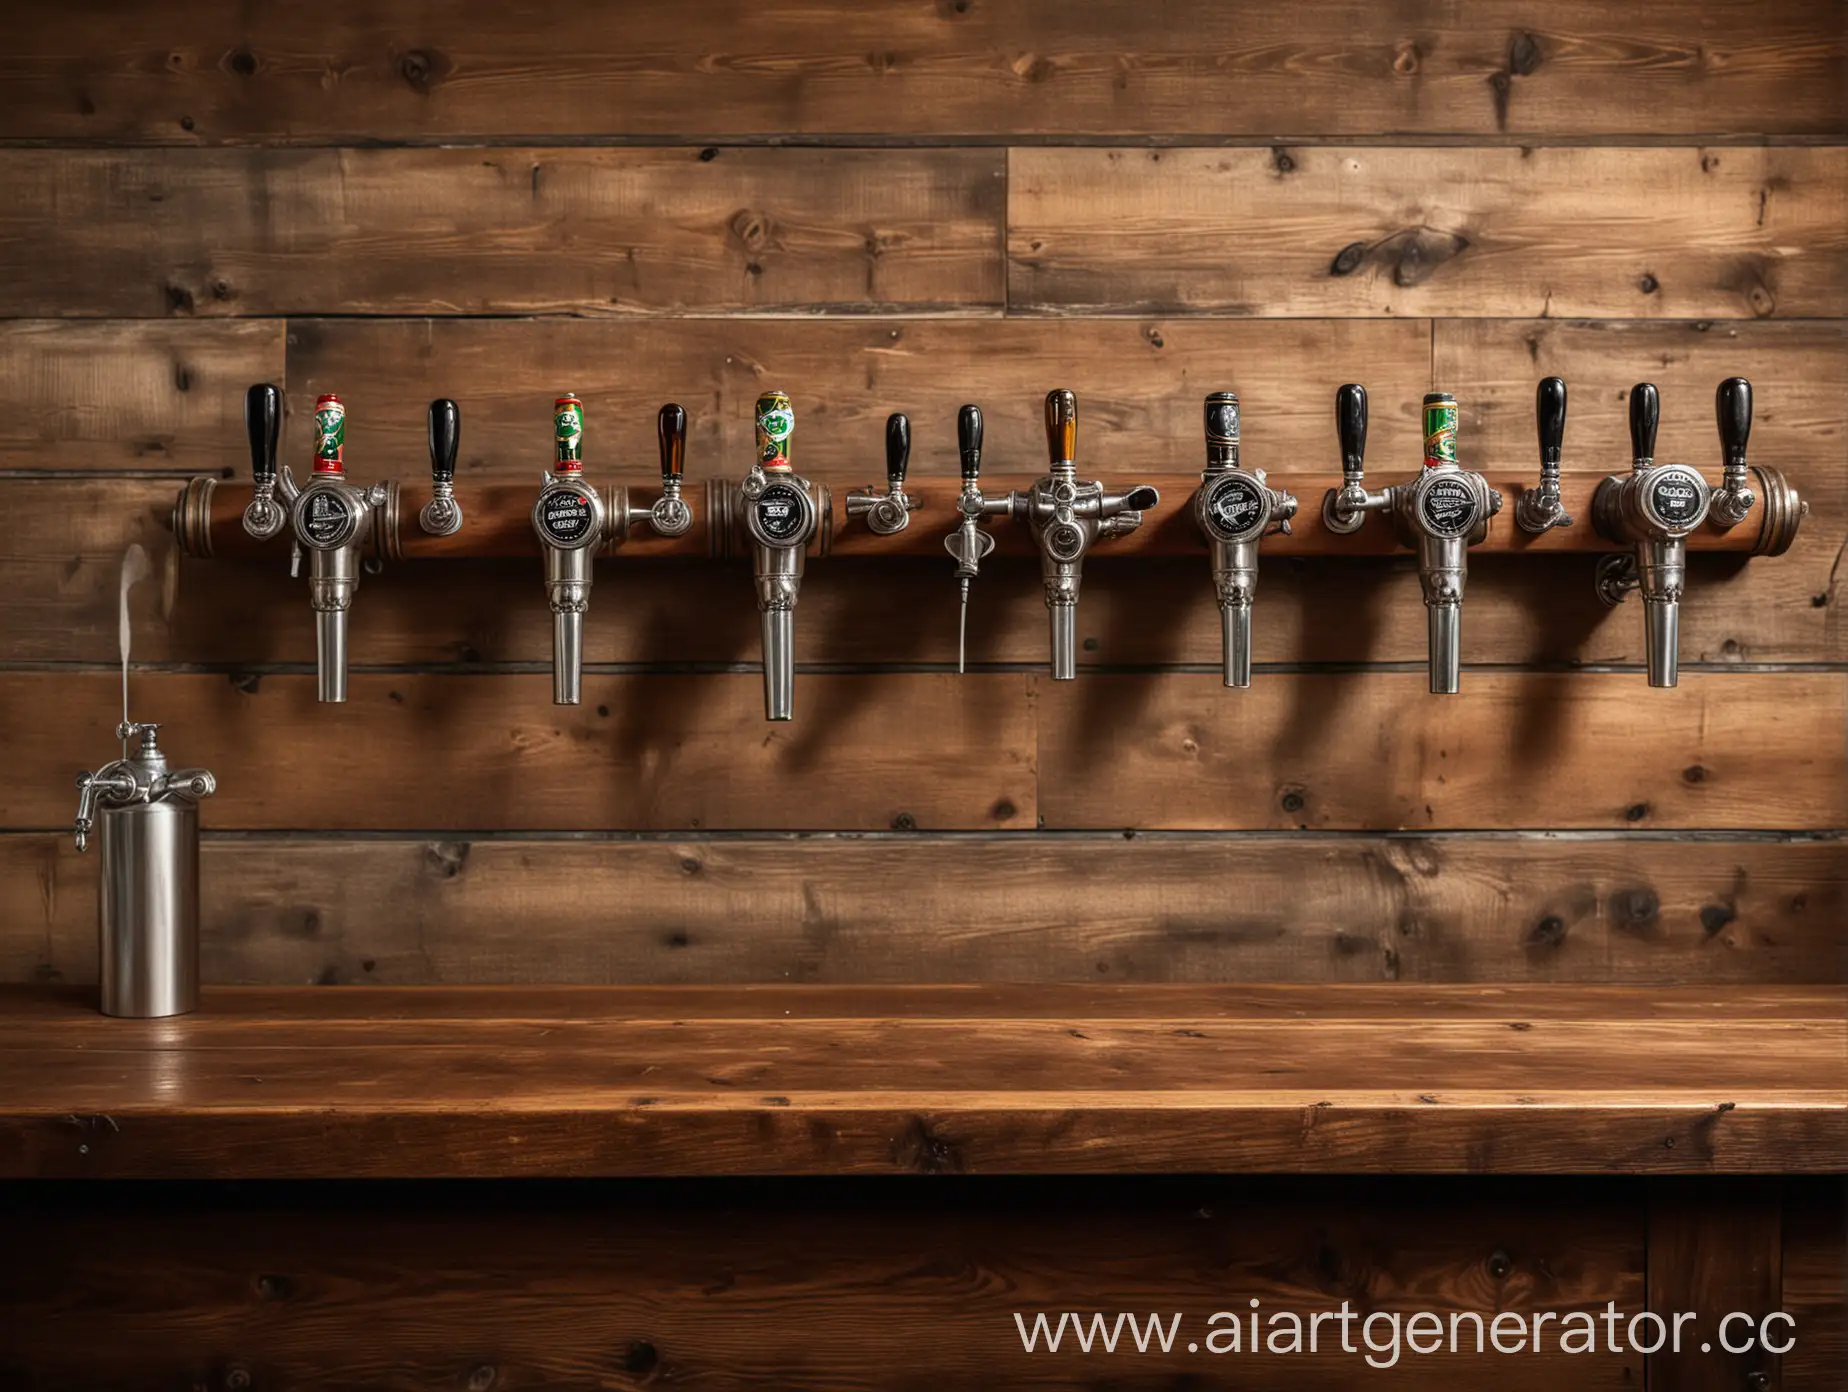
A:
170 468 1805 563
2 984 1840 1178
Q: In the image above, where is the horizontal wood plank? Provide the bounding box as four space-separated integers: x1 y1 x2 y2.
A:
1036 672 1848 831
2 834 1840 988
0 147 1005 317
0 671 1037 832
1 1 1840 141
1010 147 1848 317
0 1178 1644 1389
0 320 283 473
5 672 1840 832
0 984 1839 1176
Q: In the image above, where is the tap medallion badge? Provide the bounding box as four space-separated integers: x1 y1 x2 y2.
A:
554 396 584 467
1422 394 1458 469
301 487 356 546
539 489 596 546
312 395 345 472
1648 470 1706 529
1418 474 1479 537
753 480 807 542
1204 475 1265 540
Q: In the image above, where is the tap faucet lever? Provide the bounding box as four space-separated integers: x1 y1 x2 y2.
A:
1591 382 1713 687
1194 391 1297 688
846 412 918 535
1016 388 1159 680
242 382 289 539
419 397 464 536
1710 376 1756 527
944 403 1006 673
1322 383 1389 533
1515 375 1573 534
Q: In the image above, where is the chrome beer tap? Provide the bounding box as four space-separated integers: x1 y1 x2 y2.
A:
846 413 919 535
944 404 1011 673
741 391 819 721
1011 389 1159 680
241 384 388 703
1322 385 1502 694
532 394 604 706
531 397 695 706
1591 382 1714 688
418 398 464 536
1191 391 1297 688
1513 377 1572 535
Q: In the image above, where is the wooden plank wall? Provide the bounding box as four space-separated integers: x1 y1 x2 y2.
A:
0 2 1841 991
0 5 1842 1390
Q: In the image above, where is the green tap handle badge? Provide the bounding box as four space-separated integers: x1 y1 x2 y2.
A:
756 391 793 471
1423 392 1458 469
554 395 585 469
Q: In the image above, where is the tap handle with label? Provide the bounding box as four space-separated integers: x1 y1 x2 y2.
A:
885 413 911 490
1628 383 1659 470
1336 383 1368 486
755 391 794 474
1044 388 1076 467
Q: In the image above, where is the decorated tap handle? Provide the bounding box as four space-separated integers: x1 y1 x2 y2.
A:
885 413 910 489
755 391 794 472
1044 389 1076 467
427 399 459 485
1204 391 1240 471
958 404 984 482
247 383 282 488
1628 383 1659 470
1716 377 1752 469
1536 377 1566 469
658 403 687 484
554 394 585 472
1336 383 1368 485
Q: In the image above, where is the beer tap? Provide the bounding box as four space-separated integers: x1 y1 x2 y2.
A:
1513 377 1572 535
1591 383 1714 688
241 385 388 703
1011 389 1159 681
531 398 695 706
944 404 1011 673
741 391 819 721
846 413 918 535
418 398 464 536
1191 391 1297 688
532 394 604 706
1322 386 1502 694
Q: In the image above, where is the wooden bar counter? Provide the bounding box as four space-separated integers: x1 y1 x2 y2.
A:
1 984 1840 1179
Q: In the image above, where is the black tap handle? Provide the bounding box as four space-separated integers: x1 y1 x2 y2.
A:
246 383 282 487
1045 388 1076 465
1716 377 1752 468
885 412 910 489
957 404 983 482
426 399 459 485
1536 377 1566 468
658 403 687 482
1335 383 1367 481
1629 382 1660 468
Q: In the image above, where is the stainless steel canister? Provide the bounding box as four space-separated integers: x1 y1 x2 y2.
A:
74 723 215 1018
